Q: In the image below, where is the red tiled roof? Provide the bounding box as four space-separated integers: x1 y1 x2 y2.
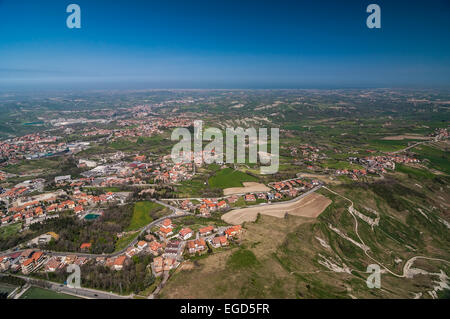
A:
23 258 34 267
179 228 193 237
114 255 127 266
162 219 172 227
80 243 91 249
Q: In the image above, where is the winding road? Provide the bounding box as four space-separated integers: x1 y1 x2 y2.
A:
322 186 450 279
0 199 192 259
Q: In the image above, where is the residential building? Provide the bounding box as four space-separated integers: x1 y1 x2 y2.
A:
113 255 127 271
212 236 228 248
179 228 193 240
199 225 214 236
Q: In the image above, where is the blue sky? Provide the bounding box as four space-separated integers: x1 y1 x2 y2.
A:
0 0 449 89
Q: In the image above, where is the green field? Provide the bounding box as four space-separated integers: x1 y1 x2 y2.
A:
227 248 260 270
3 158 61 174
413 145 450 175
208 168 258 189
396 163 435 179
20 286 81 299
0 222 22 240
126 201 169 231
367 139 412 152
320 159 364 170
114 231 139 252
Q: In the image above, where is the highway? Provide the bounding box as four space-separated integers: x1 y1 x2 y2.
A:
2 273 129 299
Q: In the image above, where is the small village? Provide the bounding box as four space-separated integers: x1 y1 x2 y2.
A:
0 217 243 281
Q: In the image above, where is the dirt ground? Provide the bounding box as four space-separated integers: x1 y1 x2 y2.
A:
297 173 341 185
223 182 271 195
221 192 332 225
381 134 431 140
159 214 313 299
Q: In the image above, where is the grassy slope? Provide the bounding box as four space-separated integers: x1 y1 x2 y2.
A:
0 222 22 240
126 201 170 231
208 168 258 189
161 172 450 299
114 232 139 252
413 144 450 175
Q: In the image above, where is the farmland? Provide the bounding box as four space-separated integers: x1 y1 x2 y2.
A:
208 168 259 189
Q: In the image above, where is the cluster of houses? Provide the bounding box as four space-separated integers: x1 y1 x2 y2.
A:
0 133 64 165
0 249 50 275
0 177 131 228
82 128 113 137
334 168 368 180
348 155 420 175
0 179 45 201
0 232 163 275
197 199 229 217
263 178 319 198
289 144 327 163
153 162 194 184
167 178 319 217
1 147 198 231
270 178 317 192
430 128 449 141
99 117 192 141
0 132 91 165
184 224 242 255
176 198 230 217
77 156 195 185
150 220 243 277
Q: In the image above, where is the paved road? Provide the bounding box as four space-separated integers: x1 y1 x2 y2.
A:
46 281 128 299
2 273 129 299
148 271 169 299
390 140 428 155
13 283 30 299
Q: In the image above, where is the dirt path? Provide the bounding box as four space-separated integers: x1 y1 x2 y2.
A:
322 186 450 279
390 140 428 154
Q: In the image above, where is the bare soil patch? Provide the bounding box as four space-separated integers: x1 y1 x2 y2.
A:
381 135 431 141
221 192 331 225
298 173 341 185
223 182 270 195
159 215 312 299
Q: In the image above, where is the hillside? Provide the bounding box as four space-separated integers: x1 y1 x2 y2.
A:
161 172 450 299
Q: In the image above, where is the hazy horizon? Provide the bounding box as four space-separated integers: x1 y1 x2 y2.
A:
1 0 450 90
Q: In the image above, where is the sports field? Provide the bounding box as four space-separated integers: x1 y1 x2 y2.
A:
20 286 80 299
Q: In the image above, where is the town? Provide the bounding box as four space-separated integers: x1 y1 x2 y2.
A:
0 89 449 300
